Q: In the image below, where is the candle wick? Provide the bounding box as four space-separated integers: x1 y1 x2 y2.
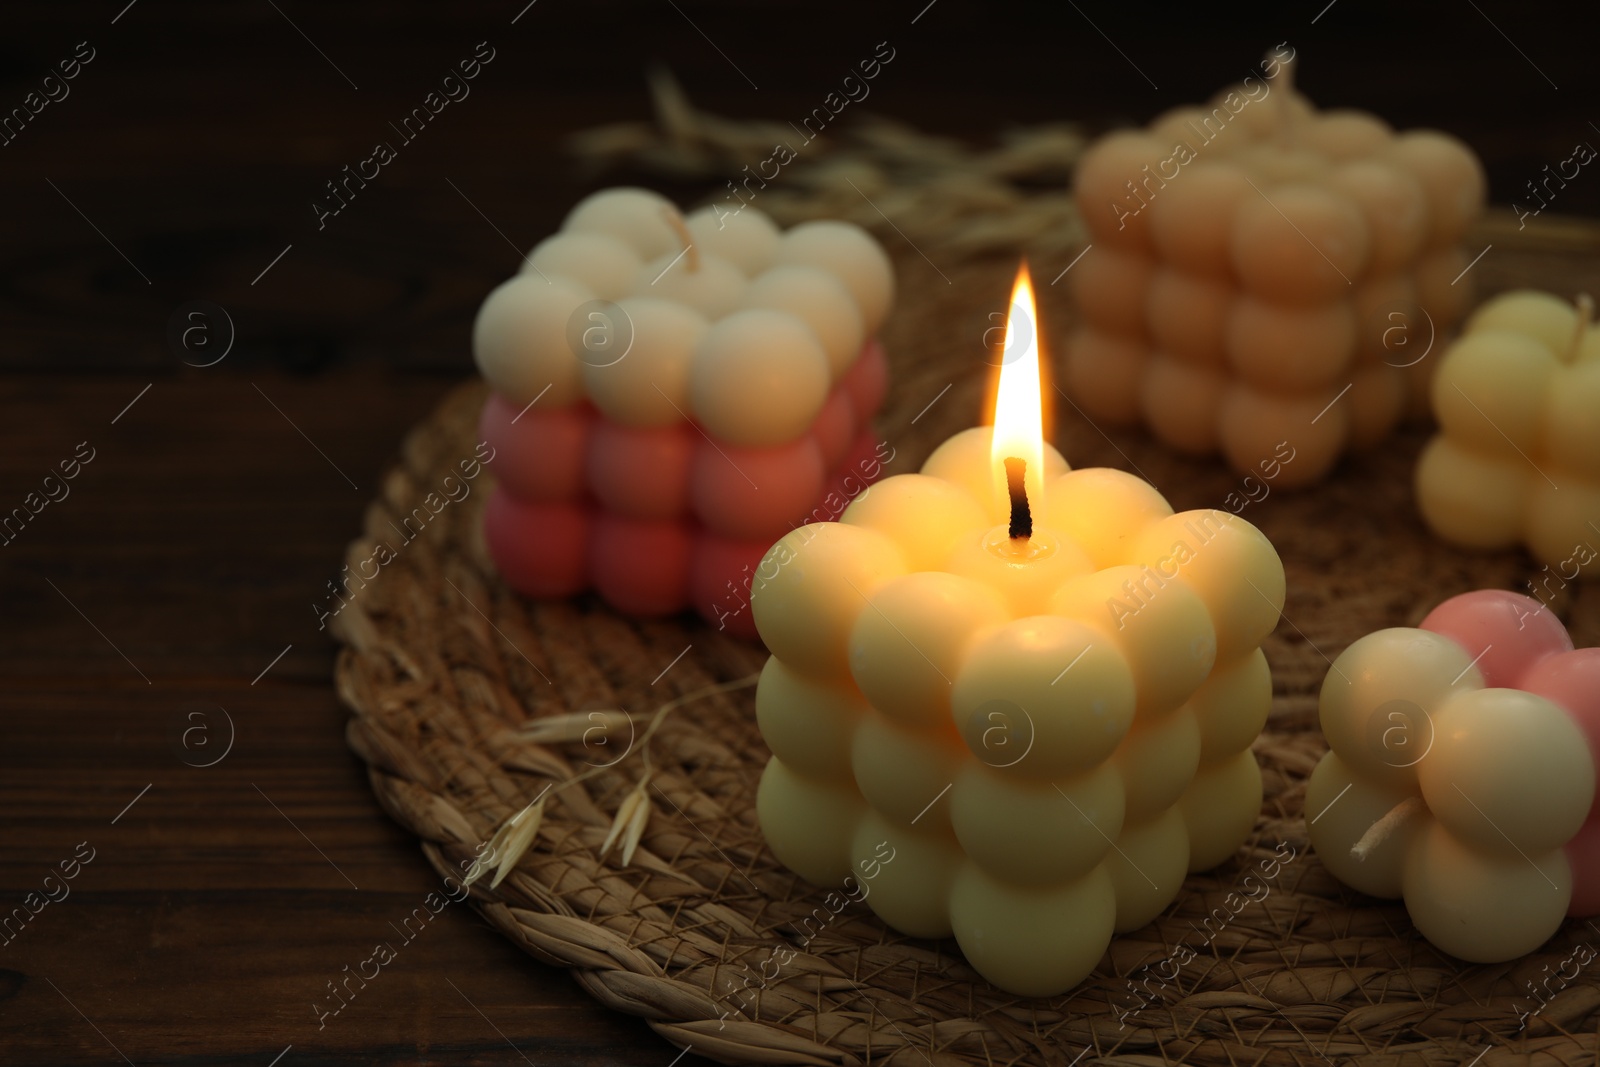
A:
1273 50 1296 145
661 206 700 273
1571 293 1594 361
1349 795 1425 861
1004 457 1032 541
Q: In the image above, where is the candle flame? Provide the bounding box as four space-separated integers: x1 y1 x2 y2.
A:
991 263 1045 511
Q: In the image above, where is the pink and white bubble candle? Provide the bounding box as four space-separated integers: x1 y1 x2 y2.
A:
1307 589 1600 962
473 188 894 638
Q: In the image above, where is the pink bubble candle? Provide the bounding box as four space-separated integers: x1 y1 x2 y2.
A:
1307 589 1600 962
472 188 895 637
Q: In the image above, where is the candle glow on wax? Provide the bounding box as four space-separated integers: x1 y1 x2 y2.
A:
749 254 1287 996
990 264 1046 516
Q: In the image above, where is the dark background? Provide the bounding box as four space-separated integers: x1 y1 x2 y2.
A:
1 1 1595 1064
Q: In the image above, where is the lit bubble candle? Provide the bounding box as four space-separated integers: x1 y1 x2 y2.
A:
753 266 1285 996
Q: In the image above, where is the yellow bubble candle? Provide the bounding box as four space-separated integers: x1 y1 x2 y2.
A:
751 265 1286 996
1417 290 1600 575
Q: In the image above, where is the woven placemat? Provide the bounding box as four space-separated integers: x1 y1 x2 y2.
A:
330 240 1600 1065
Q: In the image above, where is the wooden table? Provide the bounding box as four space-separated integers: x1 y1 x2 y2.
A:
5 3 1600 1063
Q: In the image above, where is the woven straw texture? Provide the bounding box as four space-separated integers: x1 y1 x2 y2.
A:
332 96 1600 1067
333 266 1600 1065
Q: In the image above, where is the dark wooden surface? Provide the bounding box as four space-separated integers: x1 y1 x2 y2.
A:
4 2 1600 1064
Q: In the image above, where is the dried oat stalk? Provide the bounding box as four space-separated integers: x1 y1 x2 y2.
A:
463 790 549 890
568 68 1091 259
598 775 653 867
518 709 636 746
471 675 759 887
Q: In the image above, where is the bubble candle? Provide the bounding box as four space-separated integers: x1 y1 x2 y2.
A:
473 188 895 637
753 264 1285 995
1307 589 1600 962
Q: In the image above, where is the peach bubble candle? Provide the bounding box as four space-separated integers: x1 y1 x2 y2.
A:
1306 589 1600 962
473 188 894 637
1417 290 1600 576
752 265 1285 996
1065 49 1485 486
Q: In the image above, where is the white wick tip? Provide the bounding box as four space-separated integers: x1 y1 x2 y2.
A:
1350 796 1425 861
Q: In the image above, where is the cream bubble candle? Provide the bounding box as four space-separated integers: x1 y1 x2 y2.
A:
752 266 1285 996
1417 290 1600 575
473 188 894 637
1065 50 1485 487
1306 589 1600 962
